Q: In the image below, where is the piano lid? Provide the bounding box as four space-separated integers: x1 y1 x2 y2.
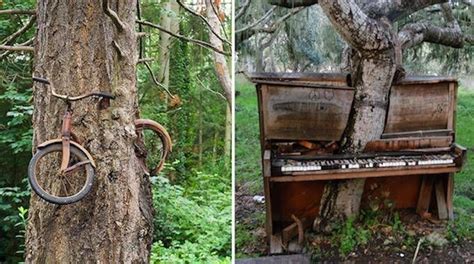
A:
250 72 458 142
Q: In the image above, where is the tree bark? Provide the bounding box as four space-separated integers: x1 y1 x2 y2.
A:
206 0 232 157
26 1 153 263
158 0 180 89
314 0 397 227
205 0 232 104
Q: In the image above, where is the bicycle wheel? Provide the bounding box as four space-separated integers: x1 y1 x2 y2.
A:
135 119 172 175
28 143 95 205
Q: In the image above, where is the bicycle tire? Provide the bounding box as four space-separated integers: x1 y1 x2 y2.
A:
135 119 172 175
28 143 95 205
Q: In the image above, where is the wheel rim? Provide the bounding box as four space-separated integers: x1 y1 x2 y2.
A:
29 144 94 204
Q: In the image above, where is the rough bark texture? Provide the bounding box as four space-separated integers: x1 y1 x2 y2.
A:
315 0 397 226
26 1 153 263
206 0 232 104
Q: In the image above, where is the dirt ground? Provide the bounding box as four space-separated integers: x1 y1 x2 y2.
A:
236 184 474 263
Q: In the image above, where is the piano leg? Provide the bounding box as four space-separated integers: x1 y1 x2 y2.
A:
435 178 449 220
270 233 283 254
416 176 435 218
446 173 455 220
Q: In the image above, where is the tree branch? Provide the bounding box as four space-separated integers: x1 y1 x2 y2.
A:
357 0 447 21
0 38 34 59
136 19 231 56
318 0 393 52
236 6 304 47
0 9 35 15
1 15 36 45
236 0 251 20
235 7 276 34
0 45 34 52
142 61 174 98
102 0 126 32
176 0 231 45
267 0 318 8
398 3 466 49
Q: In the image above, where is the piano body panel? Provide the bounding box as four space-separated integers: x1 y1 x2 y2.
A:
385 82 455 133
269 181 326 230
260 84 354 141
362 176 423 209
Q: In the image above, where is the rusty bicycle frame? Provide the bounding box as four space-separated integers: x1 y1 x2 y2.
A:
30 77 172 204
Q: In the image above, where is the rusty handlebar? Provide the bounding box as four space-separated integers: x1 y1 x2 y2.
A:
33 76 115 101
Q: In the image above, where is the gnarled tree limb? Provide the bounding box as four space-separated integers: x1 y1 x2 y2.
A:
136 19 231 56
357 0 447 21
318 0 393 52
399 3 465 49
235 6 276 34
2 15 36 45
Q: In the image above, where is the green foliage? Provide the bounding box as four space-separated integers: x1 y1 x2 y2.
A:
235 76 261 193
150 176 231 263
333 217 370 256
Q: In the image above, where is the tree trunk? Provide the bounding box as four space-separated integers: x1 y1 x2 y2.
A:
158 0 179 89
26 2 153 263
316 51 396 230
206 0 232 158
314 0 397 229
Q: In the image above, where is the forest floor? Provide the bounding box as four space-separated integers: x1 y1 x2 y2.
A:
235 75 474 262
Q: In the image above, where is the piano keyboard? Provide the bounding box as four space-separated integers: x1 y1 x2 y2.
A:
276 154 455 173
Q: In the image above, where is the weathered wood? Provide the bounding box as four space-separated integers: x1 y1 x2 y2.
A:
281 215 309 245
271 165 459 182
385 83 452 133
260 84 354 141
446 174 455 220
270 234 283 254
381 129 453 139
236 254 311 264
364 136 452 152
435 178 449 220
416 176 435 216
246 72 350 85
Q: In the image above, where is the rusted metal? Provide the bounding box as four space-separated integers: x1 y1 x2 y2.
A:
134 119 172 175
38 139 97 168
60 110 73 171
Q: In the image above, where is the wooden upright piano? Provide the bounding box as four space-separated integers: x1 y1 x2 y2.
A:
248 72 467 253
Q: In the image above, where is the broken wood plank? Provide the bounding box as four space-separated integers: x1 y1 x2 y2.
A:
270 234 283 255
416 176 435 216
446 174 454 220
435 178 449 220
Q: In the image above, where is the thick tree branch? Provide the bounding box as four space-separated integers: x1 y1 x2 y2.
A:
318 0 393 52
0 9 35 15
102 0 126 32
2 15 36 45
176 0 231 45
399 3 466 49
136 19 230 56
357 0 447 21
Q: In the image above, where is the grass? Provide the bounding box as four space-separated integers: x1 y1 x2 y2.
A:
235 75 262 194
235 74 474 257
